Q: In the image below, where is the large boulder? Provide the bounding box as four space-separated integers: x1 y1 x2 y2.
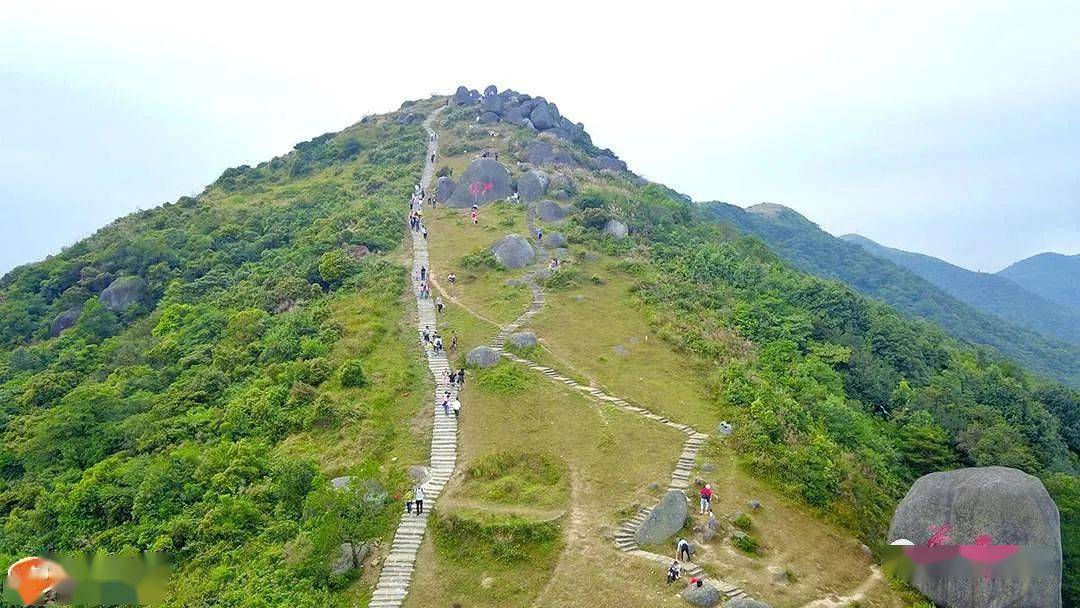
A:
504 106 525 126
435 176 456 203
507 332 537 349
478 111 500 124
466 346 501 368
888 466 1062 608
535 200 567 222
634 490 688 546
100 276 147 312
517 170 550 203
530 100 559 130
548 174 575 199
603 219 629 239
525 140 578 167
482 94 504 115
681 582 722 607
50 306 82 337
545 232 568 248
452 85 475 106
330 541 370 576
490 234 535 269
724 600 772 608
593 155 627 171
448 158 513 207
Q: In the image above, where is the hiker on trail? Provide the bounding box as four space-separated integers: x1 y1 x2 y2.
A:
470 210 478 225
536 228 543 242
699 484 713 514
420 266 427 281
452 398 461 418
422 326 431 344
436 296 444 313
442 397 450 416
406 496 414 514
448 272 457 285
413 485 425 515
548 258 559 271
444 369 453 384
457 369 465 385
667 561 682 585
434 337 443 354
430 152 435 163
450 334 458 352
688 577 704 589
422 226 428 240
676 537 692 561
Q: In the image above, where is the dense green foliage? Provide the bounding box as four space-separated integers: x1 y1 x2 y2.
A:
564 183 1080 605
842 233 1080 345
701 202 1080 387
431 511 561 564
0 114 427 604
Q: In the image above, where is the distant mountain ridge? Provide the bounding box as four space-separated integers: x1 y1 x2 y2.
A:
840 233 1080 345
699 201 1080 387
1000 252 1080 313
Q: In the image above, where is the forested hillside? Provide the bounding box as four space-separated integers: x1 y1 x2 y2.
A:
841 233 1080 345
701 202 1080 388
1000 252 1080 312
0 90 1077 606
0 105 434 605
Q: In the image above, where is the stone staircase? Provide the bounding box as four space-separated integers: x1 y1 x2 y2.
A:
368 106 451 608
489 199 753 602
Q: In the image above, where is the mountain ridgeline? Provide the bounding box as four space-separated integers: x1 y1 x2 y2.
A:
840 233 1080 345
0 88 1077 606
1000 252 1080 313
701 202 1080 388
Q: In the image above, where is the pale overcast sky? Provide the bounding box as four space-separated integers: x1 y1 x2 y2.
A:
2 1 1078 274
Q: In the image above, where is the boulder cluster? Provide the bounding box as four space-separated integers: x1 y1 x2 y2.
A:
451 85 627 171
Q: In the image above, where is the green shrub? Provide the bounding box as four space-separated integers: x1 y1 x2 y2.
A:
339 359 368 388
432 511 560 564
543 269 582 291
459 248 497 270
732 532 760 554
435 166 452 178
473 361 531 394
732 513 753 531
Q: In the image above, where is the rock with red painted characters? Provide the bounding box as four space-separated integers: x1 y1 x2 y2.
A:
888 466 1062 608
448 158 513 208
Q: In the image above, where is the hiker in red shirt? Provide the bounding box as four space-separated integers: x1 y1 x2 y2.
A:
699 483 713 514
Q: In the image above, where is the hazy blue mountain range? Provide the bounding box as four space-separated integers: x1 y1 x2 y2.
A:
1000 252 1080 313
840 233 1080 345
700 201 1080 387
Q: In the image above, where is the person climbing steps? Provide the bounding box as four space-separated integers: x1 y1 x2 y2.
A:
676 537 691 561
413 485 425 515
699 483 713 514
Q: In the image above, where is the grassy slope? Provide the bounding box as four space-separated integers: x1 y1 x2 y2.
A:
407 119 910 606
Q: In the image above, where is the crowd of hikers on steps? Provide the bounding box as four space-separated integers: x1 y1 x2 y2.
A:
665 483 717 589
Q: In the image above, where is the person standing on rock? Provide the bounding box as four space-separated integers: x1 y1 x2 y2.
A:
699 484 713 514
676 537 691 561
413 485 425 515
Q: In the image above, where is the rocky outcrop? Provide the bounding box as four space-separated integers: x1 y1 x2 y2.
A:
452 85 477 106
507 332 537 349
100 276 147 312
448 158 513 207
888 466 1062 608
435 176 456 203
330 541 370 576
545 232 568 248
681 582 722 607
634 490 688 546
535 200 567 222
396 112 423 125
490 234 535 269
603 219 629 239
50 306 82 337
525 140 579 167
516 170 550 203
466 346 500 368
